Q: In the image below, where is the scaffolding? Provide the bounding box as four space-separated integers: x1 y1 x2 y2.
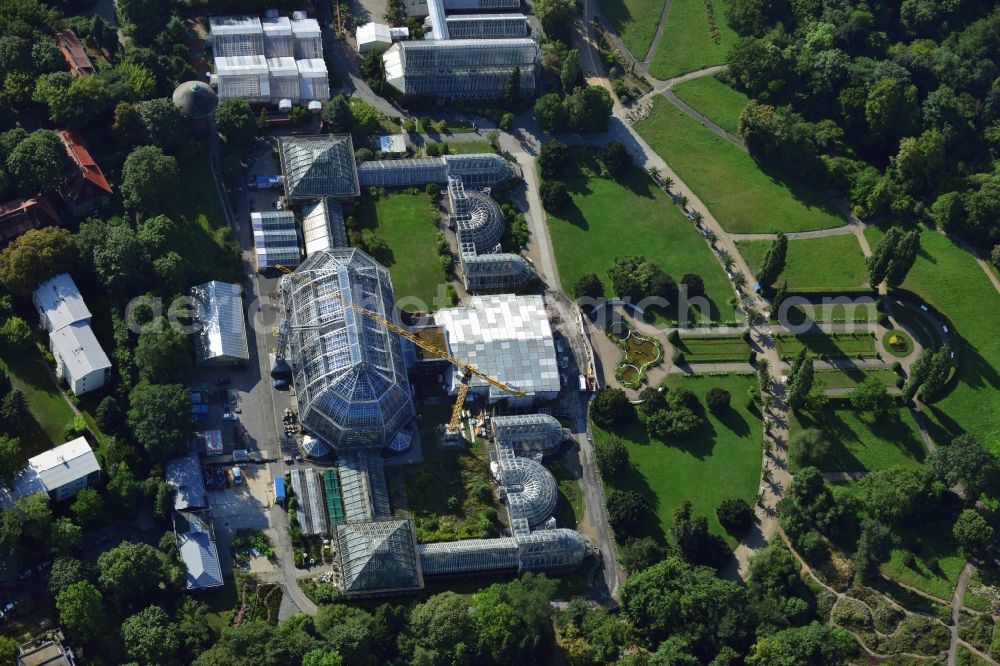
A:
334 519 423 596
383 39 538 100
443 14 530 39
278 135 359 200
267 57 300 101
209 16 264 57
292 17 323 59
280 249 414 451
261 16 294 58
492 413 568 456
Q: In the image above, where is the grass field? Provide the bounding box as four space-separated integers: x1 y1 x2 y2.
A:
650 0 738 80
864 226 1000 454
354 191 449 311
776 332 877 359
634 97 846 234
546 150 737 325
787 301 876 326
676 335 750 362
597 374 761 545
447 140 496 154
598 0 665 60
790 406 925 473
816 368 899 391
397 405 503 543
0 353 76 457
671 76 748 135
553 460 583 530
737 235 869 292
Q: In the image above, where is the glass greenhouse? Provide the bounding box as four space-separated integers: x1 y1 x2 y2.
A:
444 154 518 189
296 58 331 102
278 135 360 200
383 39 538 101
357 158 450 188
338 450 392 524
266 57 299 101
209 16 263 57
280 249 414 451
302 199 348 255
291 17 323 59
261 16 294 58
215 55 270 103
334 519 423 597
496 447 558 529
443 14 530 39
449 178 504 255
442 0 520 9
251 211 300 270
461 253 537 293
515 529 591 572
189 281 249 367
418 537 519 575
491 413 568 457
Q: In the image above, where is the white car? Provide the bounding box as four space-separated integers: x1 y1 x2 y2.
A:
222 413 238 422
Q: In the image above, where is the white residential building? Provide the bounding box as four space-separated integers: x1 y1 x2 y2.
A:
2 437 101 505
33 274 111 396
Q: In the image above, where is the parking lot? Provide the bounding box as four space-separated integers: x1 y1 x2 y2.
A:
208 462 275 575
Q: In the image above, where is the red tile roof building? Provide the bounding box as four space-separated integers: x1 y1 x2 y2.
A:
0 198 60 245
55 30 96 78
57 131 112 216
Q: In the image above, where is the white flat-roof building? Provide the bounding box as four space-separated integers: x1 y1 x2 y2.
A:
190 281 250 367
291 17 323 59
33 274 111 396
2 437 101 506
436 294 560 404
378 134 407 154
296 58 331 102
357 22 393 53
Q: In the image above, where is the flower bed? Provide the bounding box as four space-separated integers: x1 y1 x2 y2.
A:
607 324 663 389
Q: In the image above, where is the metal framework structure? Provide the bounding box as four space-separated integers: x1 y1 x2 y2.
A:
335 519 423 597
417 529 591 576
278 135 360 200
491 413 568 456
266 57 299 101
444 154 518 189
337 449 391 523
261 16 294 57
442 0 520 9
449 178 503 255
461 253 537 293
280 249 414 450
210 16 264 57
356 154 515 189
383 39 538 100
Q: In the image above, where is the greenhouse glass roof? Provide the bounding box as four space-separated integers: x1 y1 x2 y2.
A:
335 519 423 596
280 249 414 450
492 413 567 456
190 281 249 364
278 135 360 199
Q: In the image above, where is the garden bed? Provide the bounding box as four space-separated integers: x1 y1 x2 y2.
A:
607 324 663 388
776 332 878 360
675 335 750 363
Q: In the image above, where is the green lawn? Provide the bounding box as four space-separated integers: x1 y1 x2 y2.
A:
0 353 76 457
676 335 750 362
650 0 738 80
552 460 583 530
546 150 737 325
816 368 899 391
634 97 846 234
864 226 1000 454
790 406 925 473
446 141 496 155
672 76 749 135
776 332 877 360
598 0 665 60
787 301 876 326
353 191 449 312
597 374 762 545
737 235 869 292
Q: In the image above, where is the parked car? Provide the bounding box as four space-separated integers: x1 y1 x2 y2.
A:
222 412 238 421
214 467 226 487
272 379 289 390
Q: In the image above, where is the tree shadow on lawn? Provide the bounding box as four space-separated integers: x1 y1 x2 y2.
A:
715 405 750 438
750 154 845 221
798 408 924 472
553 198 589 230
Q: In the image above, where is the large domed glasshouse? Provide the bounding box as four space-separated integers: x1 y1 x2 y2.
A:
280 248 414 451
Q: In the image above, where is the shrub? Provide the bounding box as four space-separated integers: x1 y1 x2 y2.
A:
595 435 628 478
789 428 831 468
671 349 684 364
667 330 680 345
705 387 731 414
591 387 633 428
891 361 902 374
717 498 754 535
742 329 751 343
539 179 569 211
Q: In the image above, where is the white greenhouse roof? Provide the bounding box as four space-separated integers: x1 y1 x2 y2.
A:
2 437 100 506
357 22 392 44
209 15 262 35
291 17 321 36
378 134 407 154
261 15 292 34
267 56 298 75
216 54 269 75
302 199 348 255
296 58 328 77
50 321 111 379
190 281 250 364
34 273 91 331
436 294 560 398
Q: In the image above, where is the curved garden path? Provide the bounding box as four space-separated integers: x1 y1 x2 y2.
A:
640 0 673 69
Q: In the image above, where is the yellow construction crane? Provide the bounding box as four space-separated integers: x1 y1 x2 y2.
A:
275 264 524 438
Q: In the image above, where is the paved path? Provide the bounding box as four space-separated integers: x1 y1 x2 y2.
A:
949 562 976 666
730 226 858 241
822 471 868 481
663 87 745 146
640 0 673 67
671 361 753 374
